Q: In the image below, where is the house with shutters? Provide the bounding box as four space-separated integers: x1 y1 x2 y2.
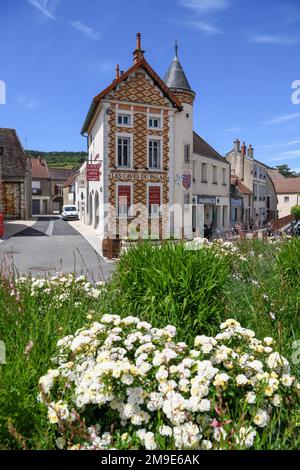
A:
31 157 75 215
0 128 32 220
81 34 230 240
31 156 51 215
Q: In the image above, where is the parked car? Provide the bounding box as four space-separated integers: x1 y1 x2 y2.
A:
61 205 79 221
284 219 300 236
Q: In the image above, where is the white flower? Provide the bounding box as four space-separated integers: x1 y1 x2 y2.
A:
121 374 134 385
199 399 211 412
264 337 274 346
201 439 212 450
281 374 294 387
144 432 157 450
213 373 230 389
56 437 66 449
236 374 248 386
236 426 256 449
159 425 173 437
245 392 256 404
253 409 269 428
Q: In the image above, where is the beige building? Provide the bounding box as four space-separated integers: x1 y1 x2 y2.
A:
226 139 277 225
192 133 230 235
81 34 229 240
268 169 300 218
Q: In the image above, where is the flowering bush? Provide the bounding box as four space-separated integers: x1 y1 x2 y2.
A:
38 315 300 450
14 274 105 308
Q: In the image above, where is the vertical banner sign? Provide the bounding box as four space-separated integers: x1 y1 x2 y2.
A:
86 164 100 182
118 185 131 210
149 186 161 212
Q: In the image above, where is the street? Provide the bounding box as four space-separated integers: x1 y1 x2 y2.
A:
0 217 114 282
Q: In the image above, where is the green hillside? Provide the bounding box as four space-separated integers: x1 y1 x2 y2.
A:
28 151 87 169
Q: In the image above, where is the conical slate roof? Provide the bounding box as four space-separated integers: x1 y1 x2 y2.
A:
164 55 193 92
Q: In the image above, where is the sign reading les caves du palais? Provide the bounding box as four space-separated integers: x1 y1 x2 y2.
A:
87 164 101 182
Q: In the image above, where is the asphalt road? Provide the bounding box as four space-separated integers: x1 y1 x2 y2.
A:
0 217 114 282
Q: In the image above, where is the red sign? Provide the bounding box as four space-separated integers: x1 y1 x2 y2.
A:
118 185 131 208
87 164 100 182
149 186 161 206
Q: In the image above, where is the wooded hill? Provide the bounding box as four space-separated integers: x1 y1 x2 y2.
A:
28 151 87 169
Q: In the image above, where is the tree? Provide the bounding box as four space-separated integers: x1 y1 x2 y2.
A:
291 205 300 220
275 165 300 178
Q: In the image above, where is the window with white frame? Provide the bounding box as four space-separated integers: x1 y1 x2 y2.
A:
148 185 161 217
118 136 131 167
213 165 218 184
148 139 161 169
117 185 131 217
148 116 161 129
184 144 191 164
117 114 131 126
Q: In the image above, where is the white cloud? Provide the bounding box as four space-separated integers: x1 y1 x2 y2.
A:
263 113 300 125
251 34 299 46
69 21 101 40
258 140 300 151
17 94 38 109
179 0 231 13
27 0 58 21
184 20 222 34
266 151 300 163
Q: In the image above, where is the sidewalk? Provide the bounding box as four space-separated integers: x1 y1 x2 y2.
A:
68 219 116 263
1 219 36 241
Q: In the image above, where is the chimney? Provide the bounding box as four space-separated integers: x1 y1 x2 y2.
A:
234 139 240 153
116 64 120 80
241 141 247 157
133 32 145 63
247 144 254 159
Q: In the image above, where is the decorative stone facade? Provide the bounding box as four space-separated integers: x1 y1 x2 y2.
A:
0 128 32 220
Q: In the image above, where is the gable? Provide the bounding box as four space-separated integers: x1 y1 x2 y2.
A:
109 69 172 107
81 58 181 135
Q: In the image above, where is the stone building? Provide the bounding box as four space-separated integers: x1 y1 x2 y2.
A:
226 139 277 225
81 34 230 240
0 128 31 219
49 168 75 214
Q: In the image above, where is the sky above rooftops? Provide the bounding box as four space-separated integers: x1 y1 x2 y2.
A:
0 0 300 172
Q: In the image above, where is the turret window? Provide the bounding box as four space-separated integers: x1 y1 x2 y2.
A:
184 144 191 164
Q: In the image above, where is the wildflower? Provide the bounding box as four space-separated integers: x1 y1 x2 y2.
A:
236 426 256 449
253 410 269 428
236 374 248 386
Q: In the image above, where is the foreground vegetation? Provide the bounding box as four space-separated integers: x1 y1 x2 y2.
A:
0 238 300 449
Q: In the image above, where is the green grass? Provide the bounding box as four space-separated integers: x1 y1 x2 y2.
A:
0 238 300 449
100 242 230 343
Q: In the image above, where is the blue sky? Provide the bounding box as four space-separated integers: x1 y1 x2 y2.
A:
1 0 300 172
